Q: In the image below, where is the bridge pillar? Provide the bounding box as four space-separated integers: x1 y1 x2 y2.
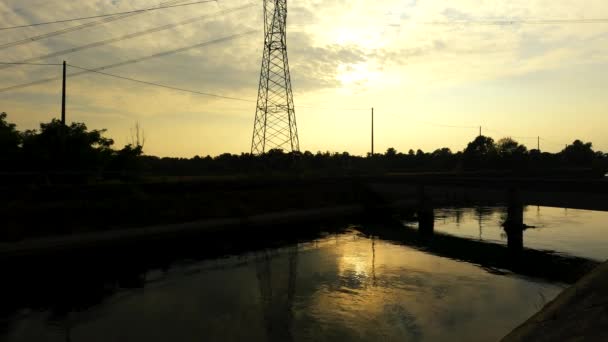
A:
417 186 434 235
504 188 524 253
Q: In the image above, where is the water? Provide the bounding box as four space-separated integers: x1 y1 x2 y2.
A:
433 206 608 261
2 206 606 342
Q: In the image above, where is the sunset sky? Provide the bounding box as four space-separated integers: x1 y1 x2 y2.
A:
1 0 607 157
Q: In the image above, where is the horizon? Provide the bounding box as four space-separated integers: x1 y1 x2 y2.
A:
5 111 601 159
1 0 607 157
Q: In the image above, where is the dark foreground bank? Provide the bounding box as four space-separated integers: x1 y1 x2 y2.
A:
3 174 608 242
503 260 608 341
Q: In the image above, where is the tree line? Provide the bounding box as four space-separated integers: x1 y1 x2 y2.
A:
141 136 607 177
1 112 607 180
0 112 142 179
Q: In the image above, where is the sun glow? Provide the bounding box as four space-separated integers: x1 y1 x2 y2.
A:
336 62 379 88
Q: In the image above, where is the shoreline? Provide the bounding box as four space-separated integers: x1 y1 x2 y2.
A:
2 197 607 258
0 205 364 259
502 259 608 341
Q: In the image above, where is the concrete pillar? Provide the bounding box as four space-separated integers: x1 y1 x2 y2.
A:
504 188 524 253
417 186 434 235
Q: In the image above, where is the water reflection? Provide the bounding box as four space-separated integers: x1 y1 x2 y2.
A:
256 247 298 342
416 197 542 259
503 195 525 255
431 206 608 261
298 233 562 341
2 206 607 341
0 229 574 342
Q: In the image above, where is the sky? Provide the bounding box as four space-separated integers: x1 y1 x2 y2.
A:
0 0 607 157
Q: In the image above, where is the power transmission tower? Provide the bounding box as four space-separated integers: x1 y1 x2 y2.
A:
251 0 299 154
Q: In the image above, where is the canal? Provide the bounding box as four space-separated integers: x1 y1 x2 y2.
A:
2 206 607 341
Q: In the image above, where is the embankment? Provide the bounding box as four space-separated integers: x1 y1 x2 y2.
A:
2 174 607 243
502 260 608 341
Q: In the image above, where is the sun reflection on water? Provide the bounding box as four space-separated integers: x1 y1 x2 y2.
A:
2 227 568 342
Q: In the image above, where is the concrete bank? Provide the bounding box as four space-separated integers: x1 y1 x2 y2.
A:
0 205 364 259
503 260 608 341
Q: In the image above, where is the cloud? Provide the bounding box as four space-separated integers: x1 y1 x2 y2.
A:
1 0 608 156
3 0 607 97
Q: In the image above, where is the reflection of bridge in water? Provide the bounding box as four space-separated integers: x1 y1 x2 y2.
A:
360 196 599 284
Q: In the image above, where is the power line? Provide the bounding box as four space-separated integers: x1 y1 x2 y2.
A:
541 137 568 147
288 18 608 30
68 64 256 103
0 61 374 111
0 31 258 93
0 0 217 31
429 18 608 25
407 120 540 140
423 122 478 129
0 4 256 71
388 18 608 27
379 112 479 129
397 119 570 150
68 64 375 112
0 34 371 112
511 136 538 140
484 127 538 140
0 62 62 66
296 104 368 111
0 0 193 51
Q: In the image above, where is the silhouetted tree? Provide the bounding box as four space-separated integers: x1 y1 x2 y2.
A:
129 121 146 149
385 147 397 157
3 112 607 180
0 112 21 169
562 140 595 166
497 138 527 156
21 119 114 172
432 147 452 158
591 150 608 177
463 135 497 169
496 137 528 169
429 147 456 170
107 144 144 179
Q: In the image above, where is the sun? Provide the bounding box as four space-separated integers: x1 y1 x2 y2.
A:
336 62 378 87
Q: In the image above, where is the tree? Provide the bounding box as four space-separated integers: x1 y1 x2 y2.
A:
0 113 21 167
465 136 496 156
496 137 528 169
385 147 397 157
463 136 497 169
21 119 114 172
562 140 595 166
107 144 144 179
496 137 527 157
432 147 452 158
430 148 455 170
129 121 146 150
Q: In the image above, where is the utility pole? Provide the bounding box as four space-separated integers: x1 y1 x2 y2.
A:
61 60 66 126
537 136 540 152
371 107 374 156
479 126 482 137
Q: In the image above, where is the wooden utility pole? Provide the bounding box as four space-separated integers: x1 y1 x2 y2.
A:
537 136 540 152
479 126 482 137
61 60 66 125
371 107 374 156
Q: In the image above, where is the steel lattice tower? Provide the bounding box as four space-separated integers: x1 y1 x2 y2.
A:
251 0 299 154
